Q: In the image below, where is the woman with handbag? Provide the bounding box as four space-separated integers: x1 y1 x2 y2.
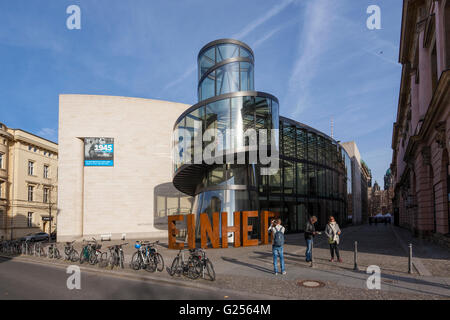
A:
325 216 342 262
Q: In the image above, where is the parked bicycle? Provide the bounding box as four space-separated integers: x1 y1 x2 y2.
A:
131 241 157 272
64 241 79 262
146 241 164 272
33 241 46 257
167 249 201 279
88 239 108 267
47 243 61 259
107 243 128 269
79 238 97 264
190 248 216 281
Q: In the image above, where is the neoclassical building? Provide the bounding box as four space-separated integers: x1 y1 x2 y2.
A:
0 123 58 240
391 0 450 238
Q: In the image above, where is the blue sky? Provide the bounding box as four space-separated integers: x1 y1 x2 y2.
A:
0 0 402 187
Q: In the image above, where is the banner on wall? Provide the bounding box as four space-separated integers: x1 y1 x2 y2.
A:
84 137 114 167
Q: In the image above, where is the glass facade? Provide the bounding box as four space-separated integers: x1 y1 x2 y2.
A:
198 40 255 102
173 39 351 239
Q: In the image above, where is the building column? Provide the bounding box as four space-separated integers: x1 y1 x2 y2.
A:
414 146 435 236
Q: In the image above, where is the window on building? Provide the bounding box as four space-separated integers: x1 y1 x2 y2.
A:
28 146 32 151
27 212 33 227
28 161 34 176
0 181 3 198
28 185 34 202
431 44 438 93
44 165 49 179
0 153 3 169
43 187 49 203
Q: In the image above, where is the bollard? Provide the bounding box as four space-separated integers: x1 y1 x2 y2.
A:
408 243 413 274
353 241 359 271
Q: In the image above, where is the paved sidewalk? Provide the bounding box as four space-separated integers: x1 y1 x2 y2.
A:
2 224 449 299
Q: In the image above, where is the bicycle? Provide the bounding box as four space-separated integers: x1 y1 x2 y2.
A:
47 243 61 259
190 248 216 281
88 239 108 268
146 241 164 272
79 238 97 264
33 241 46 257
64 241 79 262
107 243 128 269
167 249 200 279
131 241 157 272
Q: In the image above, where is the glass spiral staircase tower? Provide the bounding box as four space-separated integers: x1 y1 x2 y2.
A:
172 39 280 241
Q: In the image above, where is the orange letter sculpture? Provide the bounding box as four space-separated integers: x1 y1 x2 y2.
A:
241 211 259 247
186 214 196 249
200 212 220 249
260 211 271 245
221 212 241 248
168 215 185 250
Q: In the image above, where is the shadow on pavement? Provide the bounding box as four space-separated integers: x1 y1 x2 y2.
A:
221 256 274 274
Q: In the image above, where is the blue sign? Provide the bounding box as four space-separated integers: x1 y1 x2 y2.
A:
84 138 114 167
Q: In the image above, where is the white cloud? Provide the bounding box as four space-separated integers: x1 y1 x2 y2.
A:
231 0 296 39
252 19 297 49
287 0 339 116
37 128 57 141
163 0 297 91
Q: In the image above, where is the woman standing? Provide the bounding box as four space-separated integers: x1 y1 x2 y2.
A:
325 216 342 262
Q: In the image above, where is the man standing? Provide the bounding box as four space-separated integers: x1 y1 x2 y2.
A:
268 218 286 275
305 216 318 262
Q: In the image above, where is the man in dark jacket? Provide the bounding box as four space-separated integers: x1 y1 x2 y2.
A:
305 216 318 262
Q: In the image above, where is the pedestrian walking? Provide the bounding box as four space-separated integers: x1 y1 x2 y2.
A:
325 216 342 262
268 218 286 275
304 216 318 262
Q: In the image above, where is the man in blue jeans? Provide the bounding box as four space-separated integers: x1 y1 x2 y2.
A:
268 218 286 275
304 216 318 262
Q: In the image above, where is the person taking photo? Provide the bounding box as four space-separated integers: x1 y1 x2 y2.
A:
268 218 286 275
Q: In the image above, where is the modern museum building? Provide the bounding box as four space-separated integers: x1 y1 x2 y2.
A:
57 39 353 242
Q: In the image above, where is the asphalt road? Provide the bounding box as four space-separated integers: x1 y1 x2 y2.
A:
0 257 248 300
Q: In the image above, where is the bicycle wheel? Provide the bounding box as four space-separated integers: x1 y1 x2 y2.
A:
120 251 125 269
168 256 179 276
89 252 98 265
205 259 216 281
144 255 157 273
130 252 141 270
109 252 117 270
71 250 79 262
99 252 108 268
155 253 164 272
48 248 53 259
54 248 61 259
187 258 201 280
79 249 86 264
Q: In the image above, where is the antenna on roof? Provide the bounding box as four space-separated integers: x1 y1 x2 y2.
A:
330 117 334 139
